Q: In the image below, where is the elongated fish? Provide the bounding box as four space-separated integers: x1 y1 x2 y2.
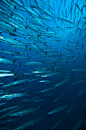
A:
0 93 28 100
14 117 43 130
0 57 16 65
0 73 14 77
1 78 30 88
70 117 85 130
48 104 68 114
9 104 41 116
50 118 63 130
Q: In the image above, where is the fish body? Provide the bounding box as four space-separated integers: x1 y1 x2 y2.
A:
0 73 14 77
9 104 41 116
0 93 27 100
48 104 68 114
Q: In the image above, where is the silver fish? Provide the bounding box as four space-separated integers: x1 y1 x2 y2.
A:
48 104 68 114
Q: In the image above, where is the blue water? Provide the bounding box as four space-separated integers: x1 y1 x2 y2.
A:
0 0 86 130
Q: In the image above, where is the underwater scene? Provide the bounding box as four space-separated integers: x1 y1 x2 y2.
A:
0 0 86 130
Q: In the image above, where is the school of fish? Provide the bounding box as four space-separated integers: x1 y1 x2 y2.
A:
0 0 86 129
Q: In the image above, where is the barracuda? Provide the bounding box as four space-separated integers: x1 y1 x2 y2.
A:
48 104 68 114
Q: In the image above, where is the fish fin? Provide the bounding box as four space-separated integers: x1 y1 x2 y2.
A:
13 59 18 65
25 45 28 50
